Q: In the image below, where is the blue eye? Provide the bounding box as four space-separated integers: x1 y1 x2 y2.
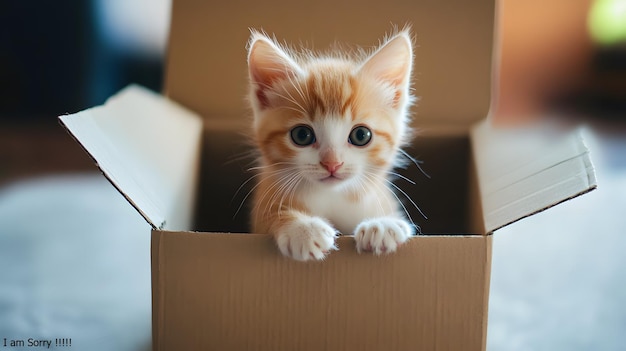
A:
290 125 316 146
349 126 372 146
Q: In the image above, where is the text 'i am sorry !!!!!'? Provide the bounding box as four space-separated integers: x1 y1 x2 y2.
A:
3 338 72 348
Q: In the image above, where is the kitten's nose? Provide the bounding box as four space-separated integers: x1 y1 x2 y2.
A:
320 161 344 173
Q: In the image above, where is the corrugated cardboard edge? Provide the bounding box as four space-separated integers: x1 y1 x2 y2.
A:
488 181 597 233
481 235 493 351
469 143 493 350
151 230 164 350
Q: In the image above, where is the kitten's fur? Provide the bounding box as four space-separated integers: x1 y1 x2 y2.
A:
247 29 416 261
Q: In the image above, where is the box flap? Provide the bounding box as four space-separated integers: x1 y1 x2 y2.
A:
471 120 597 234
165 0 495 127
59 85 203 230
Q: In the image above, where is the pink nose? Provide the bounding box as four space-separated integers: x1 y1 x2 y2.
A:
320 161 343 173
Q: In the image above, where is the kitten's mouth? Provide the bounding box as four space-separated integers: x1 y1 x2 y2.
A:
319 174 344 183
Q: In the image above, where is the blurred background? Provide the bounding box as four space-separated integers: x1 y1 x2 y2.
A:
0 0 624 350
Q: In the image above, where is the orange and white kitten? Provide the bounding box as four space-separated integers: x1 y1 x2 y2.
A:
247 29 416 261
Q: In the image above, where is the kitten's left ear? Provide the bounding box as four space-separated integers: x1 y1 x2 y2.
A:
359 31 413 94
248 32 302 109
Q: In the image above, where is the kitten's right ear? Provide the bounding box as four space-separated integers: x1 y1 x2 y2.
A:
359 31 413 108
248 32 301 109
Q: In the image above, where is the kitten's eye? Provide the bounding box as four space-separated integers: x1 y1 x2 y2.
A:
349 126 372 146
290 125 316 146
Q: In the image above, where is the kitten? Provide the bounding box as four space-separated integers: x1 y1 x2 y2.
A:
247 29 416 261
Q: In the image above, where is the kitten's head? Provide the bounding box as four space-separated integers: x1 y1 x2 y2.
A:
247 29 414 191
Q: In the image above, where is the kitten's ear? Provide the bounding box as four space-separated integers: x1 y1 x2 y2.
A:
360 32 413 94
248 33 301 109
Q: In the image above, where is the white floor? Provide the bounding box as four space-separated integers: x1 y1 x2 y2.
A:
0 175 151 351
488 130 626 351
0 129 624 350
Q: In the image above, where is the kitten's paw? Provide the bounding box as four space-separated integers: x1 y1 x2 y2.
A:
275 217 338 261
354 217 415 255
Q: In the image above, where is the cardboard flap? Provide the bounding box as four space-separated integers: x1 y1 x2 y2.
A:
471 120 597 234
165 0 495 127
59 85 203 230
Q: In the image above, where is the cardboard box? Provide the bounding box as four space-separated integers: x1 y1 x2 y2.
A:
59 0 597 350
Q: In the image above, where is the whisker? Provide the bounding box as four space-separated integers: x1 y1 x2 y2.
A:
234 163 295 200
286 73 309 107
271 90 308 115
234 179 264 220
234 175 273 219
259 172 291 209
256 79 307 115
277 105 307 114
387 171 416 185
383 177 428 220
364 172 416 228
258 171 297 221
277 171 302 218
399 149 430 179
224 149 258 166
247 162 297 172
274 172 296 216
231 173 263 203
235 168 294 219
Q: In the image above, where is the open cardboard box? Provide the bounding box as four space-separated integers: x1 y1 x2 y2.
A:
59 0 597 350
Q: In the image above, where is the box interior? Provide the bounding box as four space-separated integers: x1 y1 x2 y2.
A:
194 125 474 235
162 0 497 237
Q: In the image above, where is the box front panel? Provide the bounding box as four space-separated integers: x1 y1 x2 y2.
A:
152 232 491 351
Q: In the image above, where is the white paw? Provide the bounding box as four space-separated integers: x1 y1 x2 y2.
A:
354 217 415 255
275 216 338 261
